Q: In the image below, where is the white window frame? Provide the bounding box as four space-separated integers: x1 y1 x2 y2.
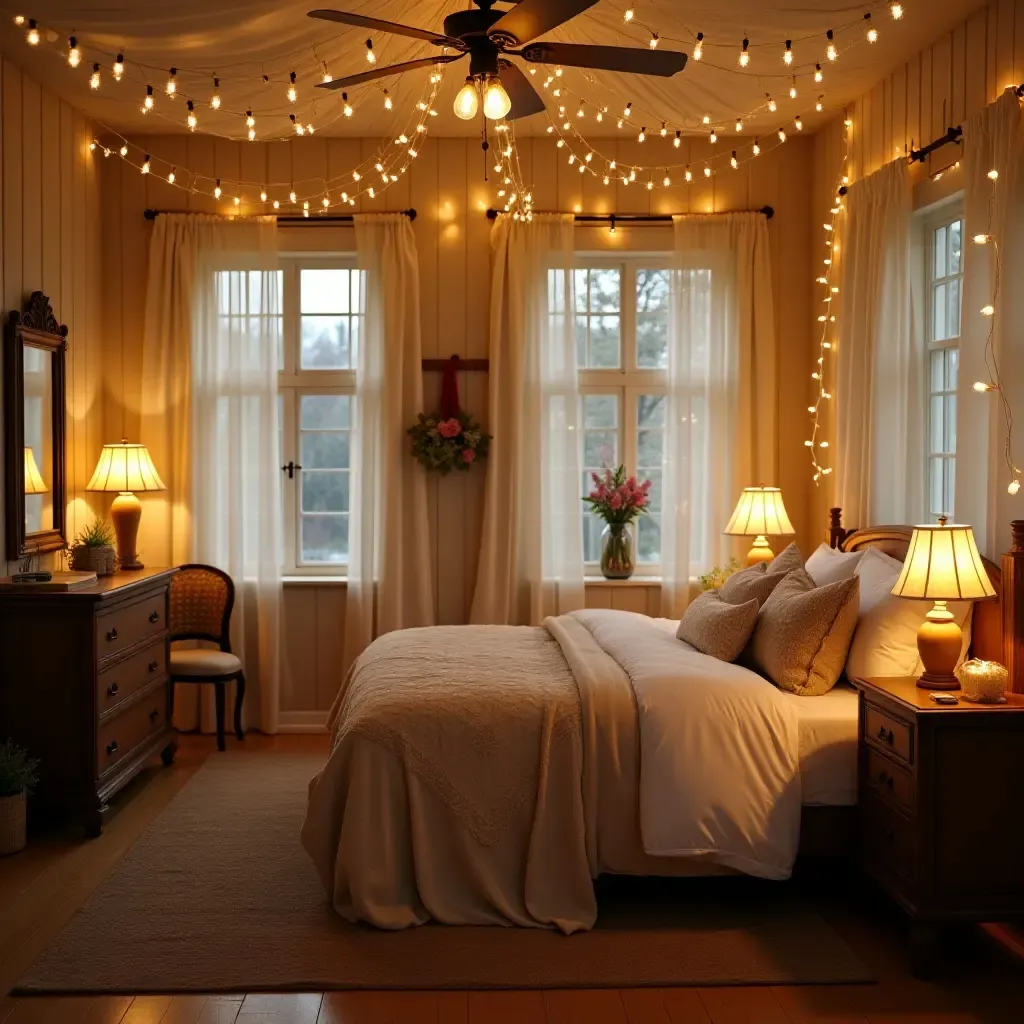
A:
278 254 360 576
921 203 963 521
576 254 670 575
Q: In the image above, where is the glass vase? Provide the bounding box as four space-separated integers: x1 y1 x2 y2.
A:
600 523 635 580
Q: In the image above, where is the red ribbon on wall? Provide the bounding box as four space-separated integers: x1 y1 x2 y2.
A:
439 354 461 420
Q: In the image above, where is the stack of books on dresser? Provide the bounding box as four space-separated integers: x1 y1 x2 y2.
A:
0 571 97 592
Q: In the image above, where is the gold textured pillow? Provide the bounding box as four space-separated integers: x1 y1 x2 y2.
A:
676 593 760 662
767 542 804 575
749 568 860 696
720 562 791 607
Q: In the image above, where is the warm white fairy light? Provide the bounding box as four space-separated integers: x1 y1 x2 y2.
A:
865 14 878 43
649 33 659 49
260 188 267 202
826 29 837 61
113 54 124 80
343 92 353 117
814 64 823 83
119 143 128 157
287 72 297 103
767 94 777 113
624 7 634 22
673 130 681 148
752 140 760 155
735 119 743 132
794 115 803 130
778 129 787 142
90 64 101 89
684 166 692 182
322 63 333 84
141 154 151 174
384 90 392 110
704 164 712 178
783 39 793 65
166 68 177 96
26 18 39 45
890 2 904 19
142 84 154 110
789 78 798 99
210 78 221 109
693 32 704 61
365 38 376 64
187 100 197 130
67 36 80 68
730 151 738 169
214 179 222 199
167 167 176 184
816 96 824 112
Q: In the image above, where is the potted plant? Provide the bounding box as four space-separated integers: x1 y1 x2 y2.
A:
0 739 39 855
582 466 653 580
69 519 117 575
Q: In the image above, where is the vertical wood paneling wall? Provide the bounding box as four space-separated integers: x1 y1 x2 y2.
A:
810 0 1024 534
97 132 814 718
0 57 102 577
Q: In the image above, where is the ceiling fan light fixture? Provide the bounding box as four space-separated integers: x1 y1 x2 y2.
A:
482 78 511 119
454 77 479 120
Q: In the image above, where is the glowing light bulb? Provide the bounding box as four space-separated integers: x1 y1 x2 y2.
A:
453 78 478 120
673 130 681 148
246 110 255 128
702 114 710 124
482 78 511 119
214 180 222 199
735 119 743 132
113 54 124 80
365 38 375 63
624 7 634 22
826 29 837 62
704 165 712 178
865 14 878 43
638 127 646 142
90 64 101 90
67 37 80 68
981 304 995 316
767 94 777 112
646 179 654 190
778 129 787 142
323 195 330 208
234 196 241 206
141 155 151 174
292 115 304 135
13 15 24 26
342 92 353 117
211 79 221 109
352 171 360 182
289 189 297 202
816 96 824 113
789 79 798 99
288 72 297 103
752 140 760 156
988 169 999 180
650 34 659 49
384 90 392 110
739 38 749 66
973 234 990 244
166 68 177 96
272 199 280 209
119 144 128 157
26 18 38 45
693 31 703 61
784 40 793 65
89 141 96 151
248 128 256 141
814 63 823 83
662 174 671 186
168 168 176 184
186 100 198 130
974 381 996 392
709 129 717 143
795 116 803 130
260 189 267 202
890 3 904 20
730 151 738 169
142 84 154 111
322 64 333 84
685 166 693 182
1010 479 1021 495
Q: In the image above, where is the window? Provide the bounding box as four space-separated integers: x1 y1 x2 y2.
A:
924 209 962 519
562 259 673 571
278 259 364 574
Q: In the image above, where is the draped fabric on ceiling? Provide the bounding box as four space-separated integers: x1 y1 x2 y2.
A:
834 159 924 528
957 90 1024 557
660 213 777 618
345 213 435 673
471 213 585 625
142 214 284 735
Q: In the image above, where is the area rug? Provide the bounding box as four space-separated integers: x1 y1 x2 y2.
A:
17 753 870 993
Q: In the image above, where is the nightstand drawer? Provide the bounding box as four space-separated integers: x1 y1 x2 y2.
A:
862 794 916 885
97 639 167 718
864 747 913 812
97 688 167 778
96 591 167 662
865 704 914 765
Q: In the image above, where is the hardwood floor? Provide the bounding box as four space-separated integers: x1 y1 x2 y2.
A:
1 735 1021 1024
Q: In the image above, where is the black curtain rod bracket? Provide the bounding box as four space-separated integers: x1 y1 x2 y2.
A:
143 208 417 222
909 126 962 164
486 207 773 222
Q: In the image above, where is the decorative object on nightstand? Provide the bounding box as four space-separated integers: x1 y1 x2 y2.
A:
68 518 118 576
0 738 39 855
956 658 1009 703
724 486 796 565
890 517 996 689
23 446 46 495
168 564 246 752
850 675 1024 977
86 440 165 571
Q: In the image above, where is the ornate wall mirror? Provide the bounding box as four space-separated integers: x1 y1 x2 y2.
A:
4 291 67 560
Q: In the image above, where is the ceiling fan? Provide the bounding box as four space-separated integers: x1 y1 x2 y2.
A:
309 0 688 121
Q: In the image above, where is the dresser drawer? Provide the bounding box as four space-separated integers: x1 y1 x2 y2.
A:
864 747 914 813
96 688 167 778
97 640 167 718
861 793 917 885
96 590 167 661
865 704 914 765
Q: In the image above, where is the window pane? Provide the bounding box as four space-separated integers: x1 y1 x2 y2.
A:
932 283 948 341
301 471 349 513
946 348 959 390
929 458 943 517
638 394 665 428
947 278 961 339
301 316 353 369
930 350 945 392
548 268 567 313
944 458 955 518
302 514 348 563
301 268 352 314
300 394 350 429
945 394 957 454
930 395 945 453
949 220 962 274
583 394 617 429
588 315 620 368
301 431 350 469
573 269 588 314
574 317 587 368
933 225 947 278
636 313 668 368
584 430 618 466
589 268 620 312
638 517 660 565
636 269 670 312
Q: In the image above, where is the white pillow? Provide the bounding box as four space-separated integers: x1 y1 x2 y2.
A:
805 543 864 587
845 547 972 679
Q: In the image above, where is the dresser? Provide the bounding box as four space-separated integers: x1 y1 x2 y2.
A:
851 676 1024 975
0 567 177 837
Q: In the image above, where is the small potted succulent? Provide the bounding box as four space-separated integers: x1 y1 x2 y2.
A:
0 739 39 855
69 519 117 575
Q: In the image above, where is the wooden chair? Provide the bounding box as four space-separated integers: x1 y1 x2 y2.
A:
168 564 245 752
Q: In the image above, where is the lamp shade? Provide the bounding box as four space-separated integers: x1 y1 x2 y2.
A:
87 439 165 493
724 487 796 537
24 446 47 494
891 521 995 601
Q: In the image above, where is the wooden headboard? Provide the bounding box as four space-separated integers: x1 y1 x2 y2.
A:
827 508 1024 693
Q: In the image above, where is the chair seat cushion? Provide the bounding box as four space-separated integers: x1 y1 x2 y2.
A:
170 648 242 677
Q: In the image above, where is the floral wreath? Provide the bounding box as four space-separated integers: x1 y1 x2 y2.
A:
408 355 491 475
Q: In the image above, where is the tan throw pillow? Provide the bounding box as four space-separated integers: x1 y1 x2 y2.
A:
767 542 804 575
677 593 760 662
720 561 791 607
750 569 860 696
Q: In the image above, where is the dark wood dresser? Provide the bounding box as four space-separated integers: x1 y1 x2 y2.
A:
851 675 1024 974
0 567 177 837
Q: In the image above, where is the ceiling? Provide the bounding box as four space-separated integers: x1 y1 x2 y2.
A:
0 0 987 142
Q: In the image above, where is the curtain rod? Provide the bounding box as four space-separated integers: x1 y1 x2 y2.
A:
909 85 1024 163
485 207 774 222
142 208 417 223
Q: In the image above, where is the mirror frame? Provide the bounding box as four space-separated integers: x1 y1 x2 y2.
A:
4 291 67 560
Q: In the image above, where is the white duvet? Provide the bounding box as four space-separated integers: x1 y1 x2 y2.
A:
573 610 802 879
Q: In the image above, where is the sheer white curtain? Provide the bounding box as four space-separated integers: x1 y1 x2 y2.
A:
346 214 433 671
660 213 777 618
142 214 283 734
957 90 1024 557
834 159 923 527
471 213 584 625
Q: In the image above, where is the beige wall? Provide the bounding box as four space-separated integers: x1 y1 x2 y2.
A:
0 57 102 576
811 0 1024 538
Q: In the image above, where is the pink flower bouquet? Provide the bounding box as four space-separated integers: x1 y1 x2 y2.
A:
407 410 491 475
582 466 652 526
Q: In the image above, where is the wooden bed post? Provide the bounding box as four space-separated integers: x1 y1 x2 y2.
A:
1002 521 1024 694
828 507 846 549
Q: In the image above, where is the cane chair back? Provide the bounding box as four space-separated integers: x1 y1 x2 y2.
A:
169 564 235 651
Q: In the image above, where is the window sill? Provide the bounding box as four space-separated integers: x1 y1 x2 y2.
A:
585 575 663 587
282 575 347 586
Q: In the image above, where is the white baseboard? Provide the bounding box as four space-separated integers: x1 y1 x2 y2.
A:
277 710 329 733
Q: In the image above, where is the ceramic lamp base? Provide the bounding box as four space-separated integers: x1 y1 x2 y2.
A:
746 536 775 566
915 601 962 690
110 491 144 570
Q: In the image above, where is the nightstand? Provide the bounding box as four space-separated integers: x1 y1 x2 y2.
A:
851 676 1024 976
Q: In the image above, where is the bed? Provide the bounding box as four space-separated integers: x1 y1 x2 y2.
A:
301 509 1018 933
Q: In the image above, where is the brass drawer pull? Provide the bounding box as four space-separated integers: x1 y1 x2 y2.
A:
107 682 119 697
106 740 118 756
877 726 894 745
149 610 160 623
106 627 118 642
148 660 159 673
877 770 894 791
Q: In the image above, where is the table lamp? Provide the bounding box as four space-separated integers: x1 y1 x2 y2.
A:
24 446 47 494
86 439 165 571
890 517 996 689
724 486 796 565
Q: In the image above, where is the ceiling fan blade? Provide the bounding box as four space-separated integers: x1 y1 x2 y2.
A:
521 42 687 77
497 59 546 120
308 10 464 48
316 54 463 90
488 0 598 46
